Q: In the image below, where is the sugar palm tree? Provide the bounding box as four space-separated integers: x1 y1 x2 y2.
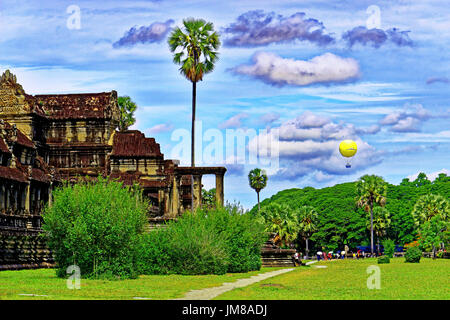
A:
296 206 319 259
248 168 268 214
412 193 449 258
412 193 449 225
168 19 220 168
356 174 387 255
366 206 391 255
262 203 298 247
117 96 137 132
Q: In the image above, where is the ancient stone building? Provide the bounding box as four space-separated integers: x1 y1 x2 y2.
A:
0 70 226 270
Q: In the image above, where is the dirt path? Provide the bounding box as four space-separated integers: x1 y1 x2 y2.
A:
175 268 295 300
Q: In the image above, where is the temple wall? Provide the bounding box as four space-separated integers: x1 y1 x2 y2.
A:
110 158 164 175
46 120 116 145
0 232 54 270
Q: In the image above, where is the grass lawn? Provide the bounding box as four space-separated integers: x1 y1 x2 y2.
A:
0 267 279 300
215 258 450 300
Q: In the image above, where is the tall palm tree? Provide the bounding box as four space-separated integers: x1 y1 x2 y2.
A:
366 206 391 255
248 168 268 214
296 206 319 259
356 174 387 255
168 19 220 168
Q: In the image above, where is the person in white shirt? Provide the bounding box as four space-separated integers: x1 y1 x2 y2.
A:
317 251 322 261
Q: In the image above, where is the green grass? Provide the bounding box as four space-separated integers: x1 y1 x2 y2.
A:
2 259 448 300
215 258 450 300
0 267 279 300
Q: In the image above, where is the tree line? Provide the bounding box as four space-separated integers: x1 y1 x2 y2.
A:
249 172 450 256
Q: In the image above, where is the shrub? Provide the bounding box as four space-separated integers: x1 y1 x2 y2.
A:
42 177 148 279
377 255 390 264
137 203 266 275
382 239 396 258
405 246 422 263
206 203 266 273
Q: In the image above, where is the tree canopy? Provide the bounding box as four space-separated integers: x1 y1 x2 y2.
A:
250 172 450 252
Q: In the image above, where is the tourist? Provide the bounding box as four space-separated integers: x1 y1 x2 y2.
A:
341 250 346 259
317 250 322 261
293 251 300 266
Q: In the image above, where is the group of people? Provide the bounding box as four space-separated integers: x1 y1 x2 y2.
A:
292 246 381 265
316 250 345 261
316 248 380 261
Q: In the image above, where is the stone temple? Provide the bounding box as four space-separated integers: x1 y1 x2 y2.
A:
0 70 226 270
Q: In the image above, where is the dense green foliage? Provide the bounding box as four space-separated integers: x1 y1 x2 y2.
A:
117 96 137 132
202 188 216 209
42 178 148 279
377 255 390 264
382 239 396 258
250 173 450 252
405 246 422 263
137 204 266 275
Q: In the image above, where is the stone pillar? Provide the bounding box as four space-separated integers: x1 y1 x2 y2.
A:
193 174 202 211
170 175 180 217
48 182 53 207
215 173 224 207
164 188 170 215
158 189 164 215
24 182 30 213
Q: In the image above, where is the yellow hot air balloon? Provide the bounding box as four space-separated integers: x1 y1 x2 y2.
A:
339 140 357 168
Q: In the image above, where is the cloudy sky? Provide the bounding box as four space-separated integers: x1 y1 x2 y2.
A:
1 0 449 209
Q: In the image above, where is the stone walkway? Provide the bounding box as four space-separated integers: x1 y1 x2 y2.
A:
175 268 295 300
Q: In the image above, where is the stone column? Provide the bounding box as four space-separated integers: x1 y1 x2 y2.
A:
215 173 224 207
48 182 53 207
170 175 180 217
164 188 170 215
192 174 202 211
158 189 164 215
24 182 30 214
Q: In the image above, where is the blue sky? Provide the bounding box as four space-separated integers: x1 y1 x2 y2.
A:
1 0 449 209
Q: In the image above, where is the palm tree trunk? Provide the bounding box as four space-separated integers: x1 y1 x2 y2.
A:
370 205 374 255
377 237 380 256
191 81 197 211
191 81 196 167
306 238 309 259
257 191 260 214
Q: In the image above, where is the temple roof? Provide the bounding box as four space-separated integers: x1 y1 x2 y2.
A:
111 130 163 158
0 166 27 183
0 121 35 149
0 137 10 153
34 91 118 120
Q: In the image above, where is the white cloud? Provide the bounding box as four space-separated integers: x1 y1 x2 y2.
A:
231 52 360 86
218 112 249 129
248 111 382 179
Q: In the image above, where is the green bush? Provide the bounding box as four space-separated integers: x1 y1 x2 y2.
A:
137 204 266 275
377 255 390 264
382 239 396 258
405 246 422 263
42 177 148 279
